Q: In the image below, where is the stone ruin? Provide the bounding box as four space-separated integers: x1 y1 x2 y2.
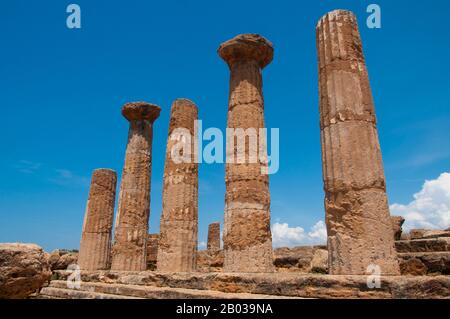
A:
157 99 199 272
218 34 275 273
111 102 161 271
146 234 159 271
78 169 117 270
207 222 221 253
316 10 400 275
17 9 447 299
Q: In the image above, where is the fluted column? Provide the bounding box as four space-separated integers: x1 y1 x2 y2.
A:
157 99 198 272
207 222 221 253
316 10 400 275
111 102 161 271
218 34 274 272
78 169 117 270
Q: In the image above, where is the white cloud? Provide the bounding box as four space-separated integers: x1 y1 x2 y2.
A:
198 241 207 249
15 160 42 174
48 169 89 187
390 172 450 231
308 220 327 241
271 220 327 248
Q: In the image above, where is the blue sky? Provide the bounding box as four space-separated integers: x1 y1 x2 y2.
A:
1 0 449 251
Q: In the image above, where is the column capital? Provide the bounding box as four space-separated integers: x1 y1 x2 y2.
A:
316 9 356 29
218 34 274 69
122 102 161 122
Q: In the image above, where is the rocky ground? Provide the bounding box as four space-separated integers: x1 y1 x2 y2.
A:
1 228 449 299
40 269 449 299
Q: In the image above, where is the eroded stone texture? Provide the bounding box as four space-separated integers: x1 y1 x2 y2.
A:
218 34 274 273
410 229 450 240
146 234 159 270
316 10 400 275
51 270 450 299
207 222 221 253
157 99 198 272
197 250 224 273
49 250 79 271
111 102 161 271
78 169 117 270
0 243 51 299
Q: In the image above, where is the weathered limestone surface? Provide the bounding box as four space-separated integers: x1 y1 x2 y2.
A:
41 280 300 299
207 222 221 253
316 10 400 275
410 229 450 240
0 243 51 299
48 249 78 271
399 252 450 275
310 249 329 274
396 237 450 253
273 246 327 272
78 169 117 270
396 235 450 275
197 240 450 276
146 234 159 270
196 246 329 273
111 102 161 271
391 216 405 241
157 99 198 272
51 270 450 299
197 250 225 273
218 34 274 272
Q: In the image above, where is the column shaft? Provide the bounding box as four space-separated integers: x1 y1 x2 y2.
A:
316 10 400 275
111 102 160 271
207 222 221 253
157 99 198 272
219 34 275 272
78 169 117 270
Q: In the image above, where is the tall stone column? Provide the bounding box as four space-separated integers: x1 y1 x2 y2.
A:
78 169 117 270
157 99 198 272
207 222 221 253
218 34 274 273
111 102 161 271
316 10 400 275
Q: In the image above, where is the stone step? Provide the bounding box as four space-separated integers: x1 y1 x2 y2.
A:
51 270 450 299
45 280 300 299
398 252 450 275
39 286 142 299
396 238 450 253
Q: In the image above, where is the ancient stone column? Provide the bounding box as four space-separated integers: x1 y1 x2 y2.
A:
146 233 159 270
111 102 161 271
157 99 198 272
218 34 274 272
207 222 221 253
78 169 117 270
316 10 400 275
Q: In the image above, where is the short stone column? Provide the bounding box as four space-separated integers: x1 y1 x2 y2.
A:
218 34 275 272
146 234 160 270
78 169 117 270
316 10 400 275
157 99 198 272
111 102 161 271
207 222 221 253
